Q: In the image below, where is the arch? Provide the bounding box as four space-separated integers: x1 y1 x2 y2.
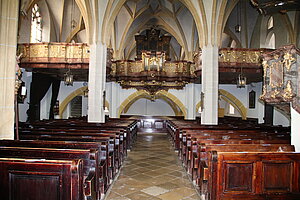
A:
118 90 187 118
219 89 247 120
218 0 239 47
59 86 109 118
122 94 183 116
74 0 92 44
196 101 202 114
118 17 188 60
223 27 242 48
195 89 247 120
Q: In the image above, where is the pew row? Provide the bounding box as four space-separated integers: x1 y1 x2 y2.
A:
203 152 300 200
0 140 110 196
0 158 83 200
0 147 98 200
193 143 295 189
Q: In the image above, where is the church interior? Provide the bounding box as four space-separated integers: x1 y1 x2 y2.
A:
1 0 300 199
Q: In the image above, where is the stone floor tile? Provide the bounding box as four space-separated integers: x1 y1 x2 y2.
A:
125 191 154 200
157 181 181 190
157 191 185 200
141 186 169 196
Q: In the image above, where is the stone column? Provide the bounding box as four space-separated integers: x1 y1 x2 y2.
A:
88 42 107 123
109 82 119 118
201 45 219 125
0 0 19 139
185 83 196 120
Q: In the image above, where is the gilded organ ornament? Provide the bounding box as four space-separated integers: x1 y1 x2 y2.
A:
283 53 296 71
282 80 295 101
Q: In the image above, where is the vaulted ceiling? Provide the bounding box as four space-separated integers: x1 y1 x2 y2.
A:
108 0 198 61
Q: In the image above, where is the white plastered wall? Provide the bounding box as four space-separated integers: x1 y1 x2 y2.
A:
291 106 300 152
126 99 175 116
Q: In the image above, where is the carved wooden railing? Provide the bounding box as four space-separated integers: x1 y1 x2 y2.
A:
18 43 269 72
110 60 195 80
193 48 270 74
17 43 90 68
260 45 300 113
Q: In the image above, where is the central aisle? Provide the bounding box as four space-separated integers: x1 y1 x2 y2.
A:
105 133 199 200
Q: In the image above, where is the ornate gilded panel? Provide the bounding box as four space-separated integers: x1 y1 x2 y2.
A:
260 45 299 106
219 48 264 65
66 44 82 59
49 44 66 58
163 63 177 73
29 44 48 58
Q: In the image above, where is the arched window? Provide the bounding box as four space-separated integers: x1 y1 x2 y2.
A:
266 16 275 49
267 16 273 29
30 4 42 43
229 104 235 114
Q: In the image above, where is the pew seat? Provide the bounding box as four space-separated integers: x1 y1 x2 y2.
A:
0 158 83 200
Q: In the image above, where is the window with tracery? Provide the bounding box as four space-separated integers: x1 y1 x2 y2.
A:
30 4 42 43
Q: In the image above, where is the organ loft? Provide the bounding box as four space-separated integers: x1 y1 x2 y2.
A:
0 0 300 199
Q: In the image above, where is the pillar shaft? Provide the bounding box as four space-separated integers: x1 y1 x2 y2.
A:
185 83 196 120
201 45 219 125
88 43 107 123
0 0 19 139
109 82 119 118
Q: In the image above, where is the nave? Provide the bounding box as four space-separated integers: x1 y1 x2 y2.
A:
106 133 199 200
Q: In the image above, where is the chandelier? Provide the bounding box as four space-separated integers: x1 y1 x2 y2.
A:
235 1 246 88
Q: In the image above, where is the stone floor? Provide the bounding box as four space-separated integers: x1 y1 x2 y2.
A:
105 132 200 200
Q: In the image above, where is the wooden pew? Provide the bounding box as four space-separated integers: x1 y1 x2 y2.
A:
20 129 127 160
18 134 119 181
166 119 290 150
11 118 138 199
0 147 97 200
180 132 291 170
23 119 138 149
203 152 300 200
0 140 109 196
0 158 83 200
192 144 295 189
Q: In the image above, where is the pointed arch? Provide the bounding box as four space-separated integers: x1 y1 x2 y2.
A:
219 89 247 120
59 86 109 118
195 89 247 120
118 90 187 118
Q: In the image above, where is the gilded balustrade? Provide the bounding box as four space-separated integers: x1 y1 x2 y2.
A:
110 60 195 77
192 48 268 74
219 48 264 64
18 43 90 68
260 45 299 112
18 43 266 71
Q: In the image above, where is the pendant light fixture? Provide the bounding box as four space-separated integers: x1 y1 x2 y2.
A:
236 1 246 88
